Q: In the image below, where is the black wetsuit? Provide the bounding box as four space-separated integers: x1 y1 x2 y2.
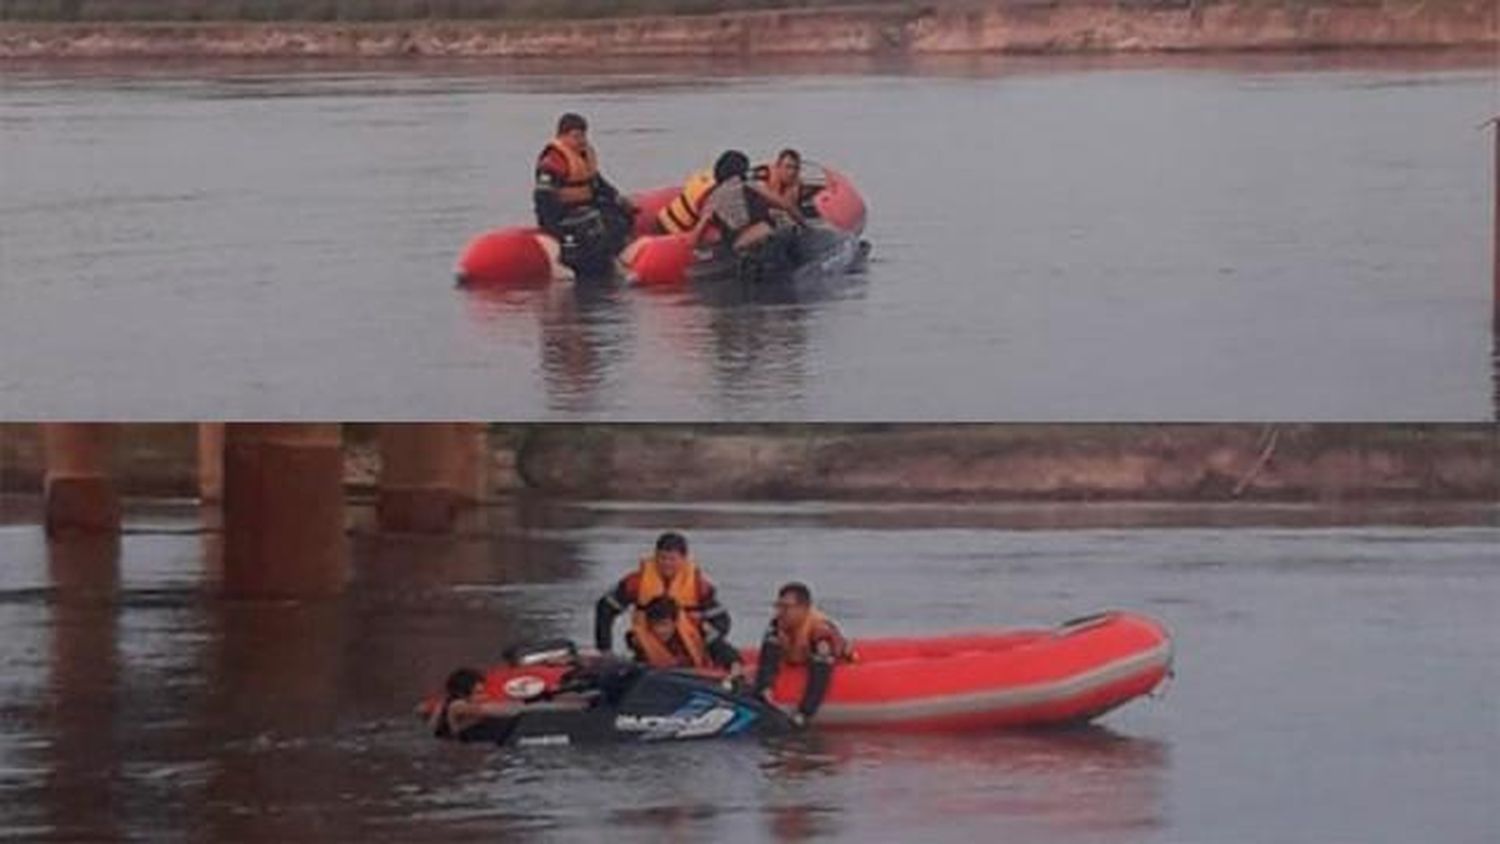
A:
751 620 844 720
532 148 632 271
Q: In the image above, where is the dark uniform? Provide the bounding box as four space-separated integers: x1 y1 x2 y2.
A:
752 611 851 721
533 142 632 274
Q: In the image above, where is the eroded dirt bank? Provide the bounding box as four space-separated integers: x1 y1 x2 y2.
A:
2 1 1494 59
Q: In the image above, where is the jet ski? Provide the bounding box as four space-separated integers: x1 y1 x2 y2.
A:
682 221 870 287
420 640 792 747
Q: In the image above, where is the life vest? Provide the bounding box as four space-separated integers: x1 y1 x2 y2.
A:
543 139 600 207
657 168 716 234
777 608 852 666
628 556 709 668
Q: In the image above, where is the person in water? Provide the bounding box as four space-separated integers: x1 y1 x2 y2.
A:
595 532 733 664
533 112 635 266
754 148 810 220
690 150 806 255
427 667 588 743
627 596 746 674
751 582 854 728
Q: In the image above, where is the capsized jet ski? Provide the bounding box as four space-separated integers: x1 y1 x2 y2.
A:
419 640 791 747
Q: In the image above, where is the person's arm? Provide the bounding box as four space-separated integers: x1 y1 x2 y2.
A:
687 188 719 244
458 698 523 718
698 583 732 645
751 622 783 696
688 212 713 245
624 630 647 664
799 658 834 721
533 156 568 230
594 579 630 652
594 173 627 209
424 702 446 734
707 637 742 672
748 181 806 225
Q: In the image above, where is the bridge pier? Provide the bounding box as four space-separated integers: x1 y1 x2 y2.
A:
197 422 225 503
41 423 121 537
222 423 348 598
377 423 487 534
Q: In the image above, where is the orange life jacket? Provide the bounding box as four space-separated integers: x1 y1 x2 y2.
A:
628 556 709 668
544 138 600 207
657 168 715 234
777 608 852 666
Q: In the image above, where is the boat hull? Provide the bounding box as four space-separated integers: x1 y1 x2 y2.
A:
755 612 1173 732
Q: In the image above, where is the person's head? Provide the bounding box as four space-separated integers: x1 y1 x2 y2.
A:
643 596 680 642
556 113 589 150
775 582 813 627
713 150 750 184
444 667 486 702
774 148 802 184
653 531 689 578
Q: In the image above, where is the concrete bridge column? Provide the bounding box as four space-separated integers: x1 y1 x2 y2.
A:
197 423 225 503
222 423 348 598
41 423 121 537
377 423 487 534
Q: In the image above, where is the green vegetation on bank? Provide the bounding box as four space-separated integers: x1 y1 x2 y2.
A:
1 0 907 23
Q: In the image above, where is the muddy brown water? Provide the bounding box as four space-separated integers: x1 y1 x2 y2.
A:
0 495 1496 842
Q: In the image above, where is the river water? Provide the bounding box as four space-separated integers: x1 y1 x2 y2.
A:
0 495 1495 842
1 53 1495 420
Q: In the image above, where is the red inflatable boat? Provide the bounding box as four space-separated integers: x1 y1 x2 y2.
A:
755 611 1172 732
449 611 1170 736
454 163 867 288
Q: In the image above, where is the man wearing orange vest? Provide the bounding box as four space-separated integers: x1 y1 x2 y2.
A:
533 112 635 273
626 596 744 672
751 581 853 727
754 148 809 219
595 532 735 670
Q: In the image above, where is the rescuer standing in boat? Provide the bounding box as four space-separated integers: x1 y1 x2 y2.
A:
533 112 635 273
595 532 734 666
752 581 854 727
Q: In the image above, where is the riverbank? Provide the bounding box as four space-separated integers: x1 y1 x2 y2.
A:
2 424 1495 503
1 1 1494 59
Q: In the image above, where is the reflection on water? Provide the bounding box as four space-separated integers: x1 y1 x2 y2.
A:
463 270 863 415
1 497 1497 841
43 536 121 843
758 728 1169 842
